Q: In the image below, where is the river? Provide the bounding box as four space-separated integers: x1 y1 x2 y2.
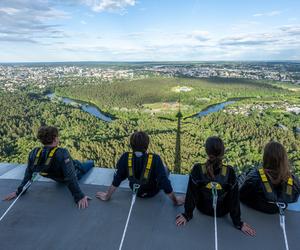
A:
47 93 235 121
46 93 113 122
196 101 235 118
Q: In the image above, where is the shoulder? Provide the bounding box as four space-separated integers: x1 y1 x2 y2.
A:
292 174 300 187
190 163 203 178
54 147 71 160
118 152 129 163
28 147 40 160
151 153 162 161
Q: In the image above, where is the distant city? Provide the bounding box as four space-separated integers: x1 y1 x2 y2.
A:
1 62 300 92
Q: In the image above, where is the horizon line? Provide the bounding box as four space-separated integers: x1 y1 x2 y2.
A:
1 60 300 64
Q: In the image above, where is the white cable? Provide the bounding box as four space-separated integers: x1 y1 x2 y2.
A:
277 202 289 250
213 203 218 250
118 193 137 250
211 182 219 250
0 180 32 222
280 214 289 250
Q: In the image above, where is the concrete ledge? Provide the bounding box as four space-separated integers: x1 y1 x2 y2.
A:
0 163 189 193
0 163 298 209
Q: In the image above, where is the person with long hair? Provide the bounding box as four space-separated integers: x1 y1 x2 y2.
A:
240 141 300 213
176 136 255 236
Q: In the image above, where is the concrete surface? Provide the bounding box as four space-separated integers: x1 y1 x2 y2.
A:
0 179 300 250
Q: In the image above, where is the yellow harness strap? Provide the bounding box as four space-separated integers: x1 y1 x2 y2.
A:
40 147 58 176
286 177 293 196
144 154 153 179
128 152 133 176
44 147 58 166
33 148 43 166
221 165 227 176
206 182 222 190
259 168 273 193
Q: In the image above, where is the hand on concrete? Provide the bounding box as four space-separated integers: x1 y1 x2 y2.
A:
241 222 256 237
3 192 17 201
96 191 110 201
77 196 91 209
176 214 187 226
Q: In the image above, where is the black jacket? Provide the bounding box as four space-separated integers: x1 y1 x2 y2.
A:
17 147 85 203
112 152 173 197
240 168 300 214
182 163 243 229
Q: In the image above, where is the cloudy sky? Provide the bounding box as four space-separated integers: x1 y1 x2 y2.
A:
0 0 300 62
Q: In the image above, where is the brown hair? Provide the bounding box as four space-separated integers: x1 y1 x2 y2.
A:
263 141 291 185
130 131 150 152
37 126 59 145
205 136 225 179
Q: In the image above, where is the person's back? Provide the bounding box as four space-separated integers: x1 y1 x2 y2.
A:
176 136 255 236
113 151 172 198
240 142 300 213
96 131 184 205
187 162 238 218
4 126 93 209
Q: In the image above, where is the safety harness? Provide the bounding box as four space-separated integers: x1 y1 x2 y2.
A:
199 164 230 200
258 168 293 250
33 147 59 176
127 152 153 185
258 168 294 203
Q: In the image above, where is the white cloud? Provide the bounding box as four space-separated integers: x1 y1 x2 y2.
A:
253 10 281 17
81 0 136 13
0 7 20 15
0 1 69 43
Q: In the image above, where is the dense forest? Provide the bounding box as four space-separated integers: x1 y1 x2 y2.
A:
0 77 299 175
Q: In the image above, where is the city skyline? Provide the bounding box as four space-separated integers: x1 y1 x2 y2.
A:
1 0 300 62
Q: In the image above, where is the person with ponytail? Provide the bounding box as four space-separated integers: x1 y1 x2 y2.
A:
176 136 255 236
240 141 300 213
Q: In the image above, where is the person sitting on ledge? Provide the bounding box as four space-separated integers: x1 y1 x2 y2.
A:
176 136 256 236
96 131 185 205
240 141 300 214
3 126 94 209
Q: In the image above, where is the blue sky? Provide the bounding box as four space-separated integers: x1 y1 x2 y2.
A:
0 0 300 62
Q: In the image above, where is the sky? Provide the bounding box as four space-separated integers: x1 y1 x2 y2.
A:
0 0 300 62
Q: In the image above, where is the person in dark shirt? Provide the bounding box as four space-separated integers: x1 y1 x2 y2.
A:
240 141 300 213
3 126 93 209
176 136 255 236
96 131 185 205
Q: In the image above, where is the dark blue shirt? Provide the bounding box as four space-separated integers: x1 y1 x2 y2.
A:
112 152 173 196
17 147 85 203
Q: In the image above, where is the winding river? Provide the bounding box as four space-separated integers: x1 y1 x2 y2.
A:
46 93 113 122
196 101 235 118
47 92 236 122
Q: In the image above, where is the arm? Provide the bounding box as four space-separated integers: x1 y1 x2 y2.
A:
60 150 85 203
96 153 127 201
4 151 34 201
176 174 197 226
228 169 256 236
155 156 184 205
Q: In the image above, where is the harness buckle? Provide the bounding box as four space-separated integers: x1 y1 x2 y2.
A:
133 184 140 194
276 202 287 216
